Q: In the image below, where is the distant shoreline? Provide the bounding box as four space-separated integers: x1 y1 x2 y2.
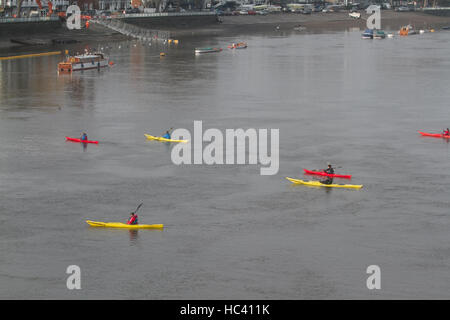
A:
1 11 450 54
170 11 450 38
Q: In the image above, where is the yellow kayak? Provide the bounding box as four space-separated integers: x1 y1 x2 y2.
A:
86 220 164 229
286 177 363 189
144 134 188 143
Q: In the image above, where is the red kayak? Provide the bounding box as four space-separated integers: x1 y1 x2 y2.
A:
303 169 352 179
418 131 450 139
65 137 99 144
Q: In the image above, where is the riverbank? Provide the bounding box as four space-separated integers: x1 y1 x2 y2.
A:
1 11 449 54
0 23 127 55
170 11 450 38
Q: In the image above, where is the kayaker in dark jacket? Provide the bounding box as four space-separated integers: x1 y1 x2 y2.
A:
321 177 333 185
324 164 334 175
81 132 88 141
127 212 138 225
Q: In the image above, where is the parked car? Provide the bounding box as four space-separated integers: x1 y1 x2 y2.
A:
125 8 140 14
395 6 411 12
313 5 323 12
247 10 257 15
257 10 268 15
301 8 312 14
29 10 40 17
239 10 249 15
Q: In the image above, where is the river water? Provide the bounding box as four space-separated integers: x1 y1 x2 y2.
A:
1 29 450 299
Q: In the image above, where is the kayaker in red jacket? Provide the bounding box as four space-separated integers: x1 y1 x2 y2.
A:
444 128 450 136
127 212 138 225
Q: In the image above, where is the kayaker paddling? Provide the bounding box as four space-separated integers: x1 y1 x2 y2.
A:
323 164 335 175
321 176 333 185
127 212 139 225
162 128 173 139
81 132 88 141
444 128 450 136
127 203 143 225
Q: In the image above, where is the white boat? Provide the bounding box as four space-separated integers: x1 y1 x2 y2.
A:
293 25 306 31
58 53 110 73
194 47 223 54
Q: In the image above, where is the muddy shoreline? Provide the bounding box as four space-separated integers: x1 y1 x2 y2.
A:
1 11 450 55
171 11 450 38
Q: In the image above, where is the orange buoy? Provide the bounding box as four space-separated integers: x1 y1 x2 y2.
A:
160 52 165 57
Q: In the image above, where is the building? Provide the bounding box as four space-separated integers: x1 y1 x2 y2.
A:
98 0 129 10
73 0 99 10
3 0 69 13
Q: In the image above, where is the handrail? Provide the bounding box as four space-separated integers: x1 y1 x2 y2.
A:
0 16 60 23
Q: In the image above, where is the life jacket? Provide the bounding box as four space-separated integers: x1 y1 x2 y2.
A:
82 134 87 141
162 133 171 139
127 215 138 225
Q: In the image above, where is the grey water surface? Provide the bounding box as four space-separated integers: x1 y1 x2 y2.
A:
1 29 449 299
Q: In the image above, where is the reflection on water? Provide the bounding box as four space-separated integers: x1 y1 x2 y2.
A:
128 230 139 244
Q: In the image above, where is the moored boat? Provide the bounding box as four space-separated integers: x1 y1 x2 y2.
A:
293 25 306 31
399 25 416 36
194 47 223 54
228 42 248 49
373 30 386 39
58 53 111 73
362 29 374 39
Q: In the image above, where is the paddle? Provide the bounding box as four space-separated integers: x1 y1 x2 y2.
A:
133 202 143 214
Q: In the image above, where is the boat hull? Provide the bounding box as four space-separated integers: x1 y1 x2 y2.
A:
86 220 163 229
418 131 450 138
66 137 99 144
303 169 352 179
144 134 188 143
286 177 362 189
195 48 222 54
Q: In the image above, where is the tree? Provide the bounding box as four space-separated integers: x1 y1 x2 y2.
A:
16 0 24 16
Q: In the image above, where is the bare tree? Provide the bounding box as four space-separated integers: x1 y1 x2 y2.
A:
16 0 25 16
